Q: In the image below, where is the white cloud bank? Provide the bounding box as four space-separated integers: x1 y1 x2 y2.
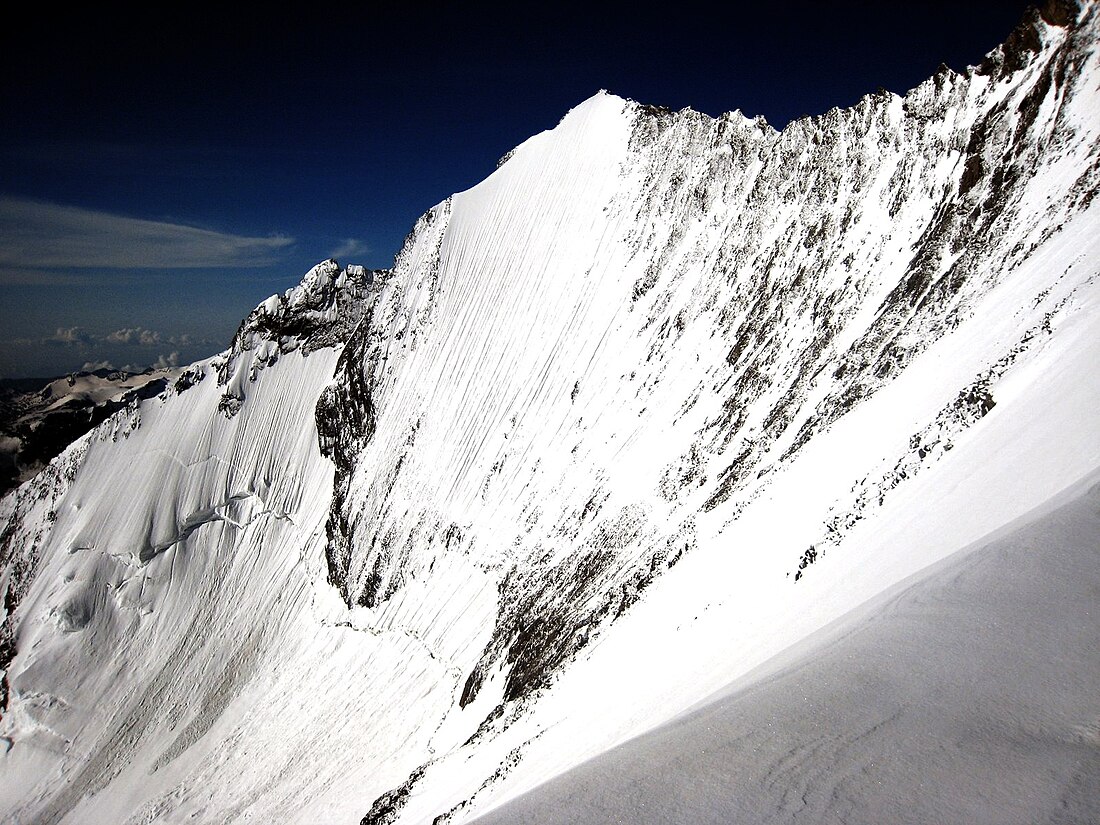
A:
9 326 212 353
0 196 293 270
80 360 116 372
106 327 161 345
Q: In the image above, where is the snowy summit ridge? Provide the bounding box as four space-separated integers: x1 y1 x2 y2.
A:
214 258 387 417
2 3 1100 823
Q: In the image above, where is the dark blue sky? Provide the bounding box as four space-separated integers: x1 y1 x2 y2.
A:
1 2 1030 378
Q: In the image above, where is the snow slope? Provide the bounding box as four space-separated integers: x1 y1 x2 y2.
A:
2 2 1099 823
473 470 1100 825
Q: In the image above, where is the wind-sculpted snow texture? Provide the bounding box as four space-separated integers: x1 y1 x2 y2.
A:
2 3 1100 823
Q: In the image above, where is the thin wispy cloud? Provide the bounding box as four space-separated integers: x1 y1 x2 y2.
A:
0 267 100 286
330 238 369 261
0 196 294 269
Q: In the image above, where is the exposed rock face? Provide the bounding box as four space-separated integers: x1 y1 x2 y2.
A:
1040 0 1081 27
1 4 1098 824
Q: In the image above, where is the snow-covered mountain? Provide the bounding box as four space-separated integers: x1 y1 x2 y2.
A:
0 368 184 498
2 3 1099 823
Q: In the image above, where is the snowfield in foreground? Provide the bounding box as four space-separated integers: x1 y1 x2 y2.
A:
474 470 1100 824
2 3 1099 823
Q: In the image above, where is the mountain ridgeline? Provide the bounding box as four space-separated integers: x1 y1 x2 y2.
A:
1 3 1098 824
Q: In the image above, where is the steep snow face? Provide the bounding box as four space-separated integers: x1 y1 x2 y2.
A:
0 261 402 825
321 5 1100 820
2 4 1100 824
